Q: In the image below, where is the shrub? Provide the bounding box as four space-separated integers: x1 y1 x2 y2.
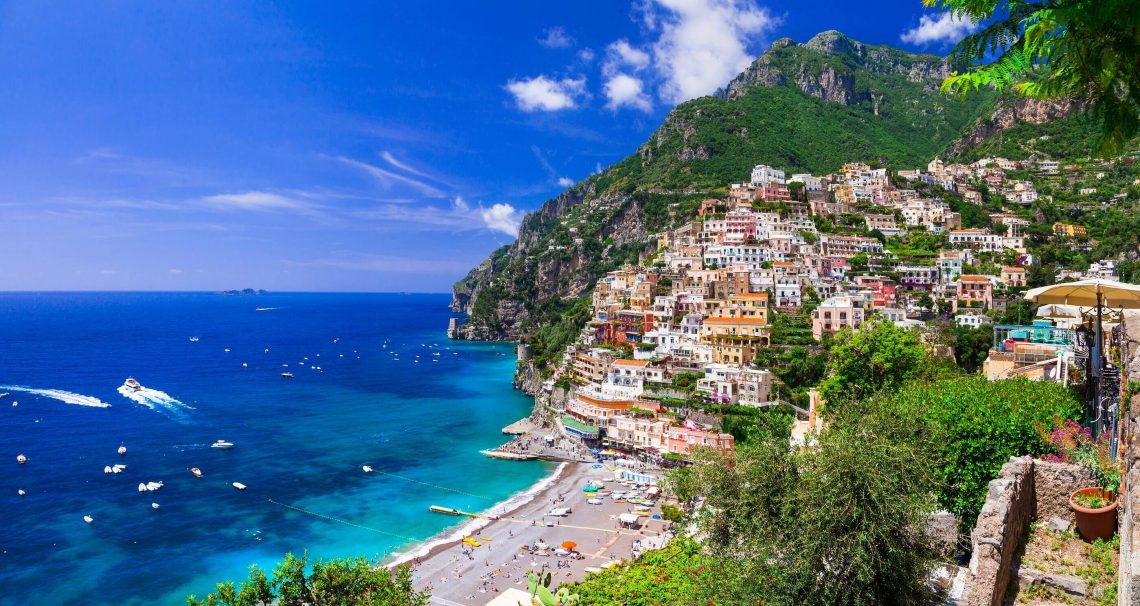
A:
884 377 1083 531
660 503 686 523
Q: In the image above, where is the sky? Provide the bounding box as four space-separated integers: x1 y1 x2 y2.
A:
0 0 980 292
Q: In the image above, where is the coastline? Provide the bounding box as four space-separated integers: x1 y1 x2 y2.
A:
386 461 570 569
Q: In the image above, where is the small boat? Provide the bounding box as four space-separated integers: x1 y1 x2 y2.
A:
242 362 248 368
463 537 481 547
224 348 231 352
138 483 147 492
190 467 203 478
151 502 160 510
112 464 126 473
281 372 294 379
362 465 373 473
189 336 200 342
83 515 93 524
118 445 127 456
0 393 7 398
104 465 113 474
16 454 26 464
232 482 247 491
263 348 269 354
122 377 142 392
145 481 163 491
211 440 234 449
17 489 25 496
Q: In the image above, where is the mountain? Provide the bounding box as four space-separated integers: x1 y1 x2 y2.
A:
449 31 1078 374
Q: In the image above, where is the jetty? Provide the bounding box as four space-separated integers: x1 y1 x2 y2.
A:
428 505 481 518
481 449 537 461
501 417 537 435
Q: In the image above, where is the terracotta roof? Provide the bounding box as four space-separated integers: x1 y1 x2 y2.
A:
1003 266 1026 272
959 275 991 282
732 292 769 299
612 359 651 367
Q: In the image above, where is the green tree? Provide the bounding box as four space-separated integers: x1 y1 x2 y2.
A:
187 553 428 606
953 324 994 373
931 0 1140 154
820 319 929 416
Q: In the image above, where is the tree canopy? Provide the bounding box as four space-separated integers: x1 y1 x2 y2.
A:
930 0 1140 155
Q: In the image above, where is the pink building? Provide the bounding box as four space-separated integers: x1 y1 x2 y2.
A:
660 425 735 458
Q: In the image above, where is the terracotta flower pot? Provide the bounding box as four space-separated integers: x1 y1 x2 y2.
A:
1070 487 1118 542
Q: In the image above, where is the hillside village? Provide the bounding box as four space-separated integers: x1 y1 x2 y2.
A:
522 152 1140 465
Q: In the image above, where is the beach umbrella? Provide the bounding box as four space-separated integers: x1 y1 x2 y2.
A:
561 541 577 550
1025 279 1140 441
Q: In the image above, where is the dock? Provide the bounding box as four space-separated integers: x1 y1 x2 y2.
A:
428 505 481 518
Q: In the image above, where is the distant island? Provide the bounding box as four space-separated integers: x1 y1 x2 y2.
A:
219 289 268 296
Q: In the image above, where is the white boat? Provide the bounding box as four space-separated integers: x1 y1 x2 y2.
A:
83 515 93 524
211 440 234 449
151 502 160 509
104 465 113 474
112 464 126 473
242 362 248 368
224 348 230 352
138 483 147 492
281 372 294 379
232 482 247 491
362 465 373 473
189 336 200 342
118 445 127 456
145 481 163 491
17 489 25 496
16 454 26 464
122 377 142 392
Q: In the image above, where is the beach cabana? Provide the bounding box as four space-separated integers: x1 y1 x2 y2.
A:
618 512 640 528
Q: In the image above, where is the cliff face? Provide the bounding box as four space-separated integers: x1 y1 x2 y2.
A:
945 96 1081 158
718 31 950 105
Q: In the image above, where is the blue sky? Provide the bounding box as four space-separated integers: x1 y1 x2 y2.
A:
0 0 978 292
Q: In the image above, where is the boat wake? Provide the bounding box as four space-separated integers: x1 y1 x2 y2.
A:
117 385 194 411
0 385 111 408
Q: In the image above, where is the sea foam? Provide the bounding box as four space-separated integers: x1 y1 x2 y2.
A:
117 385 193 410
0 385 111 408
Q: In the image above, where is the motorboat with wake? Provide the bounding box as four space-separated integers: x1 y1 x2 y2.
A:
211 440 234 449
121 377 142 392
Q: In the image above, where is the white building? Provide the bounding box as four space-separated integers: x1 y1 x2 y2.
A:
750 165 786 186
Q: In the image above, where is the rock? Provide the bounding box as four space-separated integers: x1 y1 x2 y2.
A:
1017 567 1088 597
1044 516 1071 533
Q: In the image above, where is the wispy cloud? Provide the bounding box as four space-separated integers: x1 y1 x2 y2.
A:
331 156 446 198
73 148 207 184
505 75 588 112
380 151 437 181
538 26 575 49
901 12 978 46
200 191 317 212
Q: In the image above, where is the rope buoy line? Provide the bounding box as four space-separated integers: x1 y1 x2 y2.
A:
369 469 498 502
266 498 418 542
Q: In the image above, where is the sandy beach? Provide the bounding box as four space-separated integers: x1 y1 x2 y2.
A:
392 462 672 606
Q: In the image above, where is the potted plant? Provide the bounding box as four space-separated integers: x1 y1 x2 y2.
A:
1039 415 1121 541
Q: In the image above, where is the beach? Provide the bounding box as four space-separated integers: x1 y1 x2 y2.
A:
393 462 672 606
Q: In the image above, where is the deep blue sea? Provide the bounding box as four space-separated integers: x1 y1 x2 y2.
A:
0 292 550 606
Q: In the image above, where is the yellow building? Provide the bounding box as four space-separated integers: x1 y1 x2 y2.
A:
1052 222 1088 238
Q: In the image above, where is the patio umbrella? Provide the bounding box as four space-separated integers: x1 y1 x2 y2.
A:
561 541 577 550
1025 279 1140 440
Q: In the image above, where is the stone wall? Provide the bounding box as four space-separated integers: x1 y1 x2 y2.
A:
960 456 1095 606
963 457 1035 606
1119 313 1140 605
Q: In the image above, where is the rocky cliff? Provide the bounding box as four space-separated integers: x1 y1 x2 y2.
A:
945 96 1081 158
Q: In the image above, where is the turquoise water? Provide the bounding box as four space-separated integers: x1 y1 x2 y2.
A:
0 292 550 606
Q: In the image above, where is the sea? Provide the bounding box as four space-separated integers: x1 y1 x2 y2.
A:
0 292 552 606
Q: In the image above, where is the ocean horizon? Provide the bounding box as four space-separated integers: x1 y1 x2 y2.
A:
0 292 551 606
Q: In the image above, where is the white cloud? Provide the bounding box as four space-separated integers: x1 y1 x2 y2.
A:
577 48 596 62
648 0 779 103
604 74 653 111
901 12 978 46
558 177 575 187
380 151 434 179
606 40 651 74
539 27 574 48
505 75 587 111
480 203 524 236
201 191 313 211
331 156 445 197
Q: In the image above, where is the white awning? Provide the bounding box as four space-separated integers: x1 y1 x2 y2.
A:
619 513 640 524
